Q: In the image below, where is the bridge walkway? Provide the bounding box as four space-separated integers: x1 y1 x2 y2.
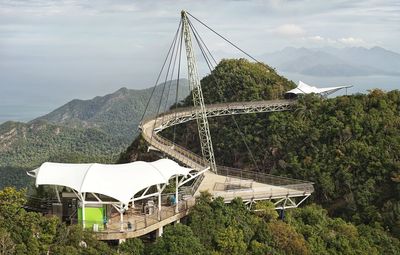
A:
93 100 312 240
140 99 313 204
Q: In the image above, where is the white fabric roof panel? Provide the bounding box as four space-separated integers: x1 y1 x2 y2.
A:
286 81 352 95
32 159 192 204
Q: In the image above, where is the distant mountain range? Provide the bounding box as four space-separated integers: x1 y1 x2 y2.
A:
33 79 189 143
0 79 189 173
261 46 400 77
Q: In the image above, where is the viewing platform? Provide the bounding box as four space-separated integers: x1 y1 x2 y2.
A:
91 196 196 240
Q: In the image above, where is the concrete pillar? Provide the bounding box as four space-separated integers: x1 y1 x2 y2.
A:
176 218 180 224
156 225 163 237
118 239 126 245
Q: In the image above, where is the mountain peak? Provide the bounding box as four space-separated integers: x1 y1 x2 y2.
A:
262 46 400 77
115 87 129 94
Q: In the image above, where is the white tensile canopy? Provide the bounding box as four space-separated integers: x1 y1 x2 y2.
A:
286 81 352 97
28 158 208 230
29 159 192 205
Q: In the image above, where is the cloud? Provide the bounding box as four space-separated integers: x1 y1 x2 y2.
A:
308 35 324 42
339 37 366 46
275 24 305 37
303 35 368 47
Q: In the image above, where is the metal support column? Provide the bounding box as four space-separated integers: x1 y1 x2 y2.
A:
181 10 217 173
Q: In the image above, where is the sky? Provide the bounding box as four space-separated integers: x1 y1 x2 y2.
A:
0 0 399 122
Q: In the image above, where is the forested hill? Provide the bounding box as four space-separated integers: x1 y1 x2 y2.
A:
121 59 400 239
0 79 189 189
0 120 119 168
0 120 120 188
119 59 296 163
33 79 189 143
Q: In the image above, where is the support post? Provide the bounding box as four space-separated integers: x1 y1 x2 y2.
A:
120 203 124 231
54 186 61 203
157 184 162 221
82 200 85 229
156 226 163 237
175 175 179 213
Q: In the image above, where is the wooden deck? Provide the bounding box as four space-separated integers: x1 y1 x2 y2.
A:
95 197 195 240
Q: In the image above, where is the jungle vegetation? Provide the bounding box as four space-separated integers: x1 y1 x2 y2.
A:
1 58 399 254
2 188 399 255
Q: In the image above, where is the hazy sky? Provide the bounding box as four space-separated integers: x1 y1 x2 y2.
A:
0 0 399 121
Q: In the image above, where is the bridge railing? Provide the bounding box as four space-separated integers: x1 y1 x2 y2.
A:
86 197 196 234
217 165 314 194
150 131 208 169
149 131 313 194
23 196 60 213
141 99 296 126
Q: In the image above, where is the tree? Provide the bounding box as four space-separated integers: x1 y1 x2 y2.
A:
119 238 144 255
0 228 15 255
148 224 206 255
253 201 279 222
215 226 246 255
0 187 26 219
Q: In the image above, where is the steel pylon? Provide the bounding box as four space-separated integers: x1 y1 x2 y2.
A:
181 10 217 173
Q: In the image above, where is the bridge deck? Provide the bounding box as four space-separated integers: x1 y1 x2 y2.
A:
95 197 196 240
93 100 313 240
196 171 312 203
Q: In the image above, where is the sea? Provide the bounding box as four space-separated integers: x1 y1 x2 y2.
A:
0 103 57 124
0 74 399 125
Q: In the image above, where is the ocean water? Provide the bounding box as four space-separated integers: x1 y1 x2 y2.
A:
0 103 57 124
0 74 399 125
282 73 400 94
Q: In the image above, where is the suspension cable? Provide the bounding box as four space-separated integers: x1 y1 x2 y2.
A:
187 12 260 63
188 18 217 66
150 21 181 141
173 24 184 144
188 19 261 171
139 20 182 127
161 27 182 126
188 20 215 72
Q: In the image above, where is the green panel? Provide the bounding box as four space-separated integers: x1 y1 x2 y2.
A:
78 207 105 230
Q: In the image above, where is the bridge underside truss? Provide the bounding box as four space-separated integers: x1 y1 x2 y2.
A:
245 194 311 210
153 99 295 132
140 98 313 211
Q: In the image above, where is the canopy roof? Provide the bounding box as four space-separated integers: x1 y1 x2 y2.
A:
286 81 352 96
29 159 191 204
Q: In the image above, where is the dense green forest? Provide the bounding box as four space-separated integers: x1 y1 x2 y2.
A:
0 120 121 189
155 59 400 238
0 120 120 169
162 90 400 238
1 58 399 254
2 188 399 255
120 59 400 252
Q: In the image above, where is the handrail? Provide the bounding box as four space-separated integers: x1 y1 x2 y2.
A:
145 131 313 190
141 99 296 124
85 197 197 234
140 98 313 196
